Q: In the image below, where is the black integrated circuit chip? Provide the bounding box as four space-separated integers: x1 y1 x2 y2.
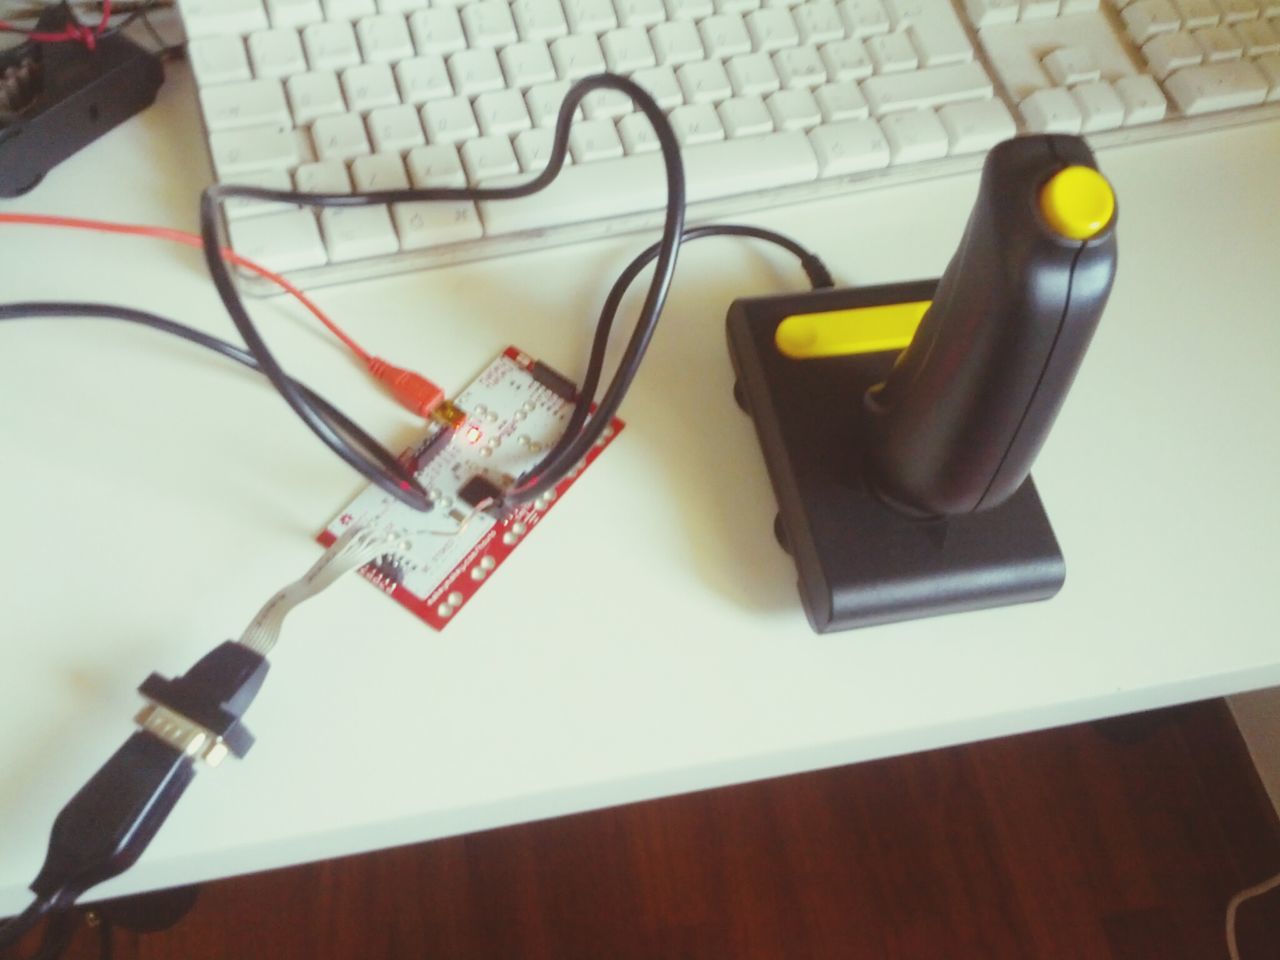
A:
458 474 504 508
530 361 578 402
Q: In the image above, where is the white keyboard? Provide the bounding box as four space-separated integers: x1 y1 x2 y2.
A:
177 0 1280 289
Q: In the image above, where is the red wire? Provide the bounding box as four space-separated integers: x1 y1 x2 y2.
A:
1 0 114 46
0 212 374 363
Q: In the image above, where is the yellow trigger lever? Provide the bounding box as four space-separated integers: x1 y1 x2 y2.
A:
774 301 931 360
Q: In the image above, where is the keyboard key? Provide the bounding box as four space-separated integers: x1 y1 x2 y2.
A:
1020 0 1060 19
665 0 715 18
909 16 972 66
678 60 734 102
188 36 252 86
341 63 400 110
550 35 607 79
302 22 361 70
223 168 296 219
766 87 822 128
963 0 1017 26
669 102 727 143
682 131 818 200
880 108 947 161
512 0 570 39
727 50 783 93
482 130 814 233
478 154 666 233
422 95 481 143
377 0 428 11
313 113 373 159
1142 31 1202 78
286 71 347 123
747 8 801 49
814 79 869 119
1072 80 1125 129
228 209 328 272
351 152 409 193
1217 0 1260 21
569 116 629 157
406 143 467 185
1114 73 1168 122
563 0 619 31
936 97 1015 152
294 158 352 192
267 0 325 28
1164 59 1267 111
616 0 669 26
501 41 559 88
651 21 705 63
248 29 308 79
1235 19 1280 54
368 102 427 150
838 0 891 36
1172 0 1219 26
774 45 828 87
394 186 482 249
1123 0 1180 42
718 94 775 134
1194 24 1245 59
794 2 846 42
1256 53 1280 97
461 135 522 180
475 89 535 133
514 127 561 169
716 0 760 12
601 27 658 71
320 206 400 261
861 61 992 114
807 118 889 174
448 48 506 95
1042 46 1100 85
181 0 269 39
631 65 685 107
395 55 453 104
201 79 292 132
582 87 634 117
408 9 467 55
461 1 520 49
618 112 662 151
526 80 578 125
323 0 376 20
866 32 919 72
700 14 754 57
357 13 416 62
820 39 874 80
210 125 302 177
1019 86 1083 131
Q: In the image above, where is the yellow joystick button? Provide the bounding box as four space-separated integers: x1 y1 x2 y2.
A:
1039 165 1115 241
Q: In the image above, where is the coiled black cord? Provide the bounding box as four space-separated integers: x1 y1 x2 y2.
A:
200 73 686 513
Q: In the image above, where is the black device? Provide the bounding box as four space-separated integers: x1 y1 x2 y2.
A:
727 135 1118 633
0 6 164 198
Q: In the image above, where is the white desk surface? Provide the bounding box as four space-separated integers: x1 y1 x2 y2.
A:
2 65 1279 914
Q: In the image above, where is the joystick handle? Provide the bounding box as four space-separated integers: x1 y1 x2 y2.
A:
865 135 1118 517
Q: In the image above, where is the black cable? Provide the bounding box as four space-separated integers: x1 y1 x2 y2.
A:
199 73 686 514
0 302 415 487
516 224 834 500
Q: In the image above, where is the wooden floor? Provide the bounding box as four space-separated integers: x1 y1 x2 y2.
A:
15 699 1280 960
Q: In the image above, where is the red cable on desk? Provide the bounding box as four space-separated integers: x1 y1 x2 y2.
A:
0 212 444 417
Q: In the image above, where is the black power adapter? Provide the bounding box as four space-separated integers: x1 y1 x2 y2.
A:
0 6 164 197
